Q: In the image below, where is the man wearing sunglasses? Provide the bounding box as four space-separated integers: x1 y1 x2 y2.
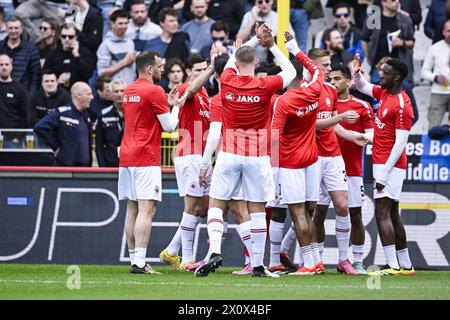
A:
199 21 234 62
330 2 365 62
43 23 95 89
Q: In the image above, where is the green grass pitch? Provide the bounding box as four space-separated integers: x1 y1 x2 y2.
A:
0 264 449 300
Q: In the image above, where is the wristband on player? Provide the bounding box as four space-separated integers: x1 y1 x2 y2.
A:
285 39 300 55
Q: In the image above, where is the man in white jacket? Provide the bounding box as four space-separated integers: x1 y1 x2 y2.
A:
421 19 450 130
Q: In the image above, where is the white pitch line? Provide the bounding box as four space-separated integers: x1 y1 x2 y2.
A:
0 279 449 291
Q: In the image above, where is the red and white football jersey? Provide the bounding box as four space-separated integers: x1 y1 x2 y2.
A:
271 51 323 169
371 86 414 170
316 82 341 157
220 68 283 156
176 83 211 157
336 96 374 176
120 78 170 167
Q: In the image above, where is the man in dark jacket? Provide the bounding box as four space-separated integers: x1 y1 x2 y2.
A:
360 0 415 85
34 81 94 166
0 16 41 94
425 0 449 43
43 23 95 90
0 53 28 130
28 69 72 127
95 79 124 167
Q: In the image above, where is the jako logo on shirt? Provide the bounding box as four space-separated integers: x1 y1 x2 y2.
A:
123 95 141 103
296 101 318 117
225 92 234 101
236 95 260 103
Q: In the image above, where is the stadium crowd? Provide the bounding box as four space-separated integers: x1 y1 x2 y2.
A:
0 0 448 166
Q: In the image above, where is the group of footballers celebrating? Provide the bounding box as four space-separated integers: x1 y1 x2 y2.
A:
118 22 416 278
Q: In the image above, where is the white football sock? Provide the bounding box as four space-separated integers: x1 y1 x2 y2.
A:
250 212 267 268
280 222 296 253
166 227 182 256
352 244 365 264
397 248 412 269
311 242 320 265
180 212 198 264
128 248 135 266
335 215 351 263
318 242 324 261
383 245 400 269
222 221 228 243
269 220 284 267
207 207 224 255
134 247 147 268
301 245 314 269
238 221 252 266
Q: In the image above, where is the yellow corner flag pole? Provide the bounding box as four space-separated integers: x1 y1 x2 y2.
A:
277 0 290 57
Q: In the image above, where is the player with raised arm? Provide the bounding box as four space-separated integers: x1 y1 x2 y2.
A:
118 51 185 274
194 23 296 278
271 31 324 275
329 63 375 274
159 48 219 271
352 54 415 276
278 48 367 275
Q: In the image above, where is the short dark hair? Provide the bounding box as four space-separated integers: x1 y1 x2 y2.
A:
210 20 229 34
164 58 186 80
110 9 129 22
214 54 229 77
95 76 113 91
186 53 206 69
42 69 56 77
236 46 256 65
307 48 331 60
386 58 409 82
333 2 351 15
158 7 178 24
322 28 339 45
130 0 146 8
255 61 272 75
290 59 304 82
136 50 160 74
331 63 351 79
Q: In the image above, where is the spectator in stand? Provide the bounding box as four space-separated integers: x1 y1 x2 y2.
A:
14 0 64 43
144 7 190 64
322 27 354 67
428 114 450 139
182 0 244 40
28 69 72 127
181 0 215 54
290 0 315 53
146 0 184 24
90 76 113 121
237 0 294 62
331 2 365 62
360 0 415 85
326 0 368 30
373 0 422 29
425 0 450 44
0 16 41 94
66 0 103 58
95 78 125 167
34 81 94 167
37 18 60 68
0 54 29 133
421 19 450 130
125 0 162 52
199 21 234 62
159 58 186 93
44 23 96 90
0 6 7 41
97 9 136 85
96 0 126 35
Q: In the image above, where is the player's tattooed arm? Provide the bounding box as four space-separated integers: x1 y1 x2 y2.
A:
351 53 375 97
